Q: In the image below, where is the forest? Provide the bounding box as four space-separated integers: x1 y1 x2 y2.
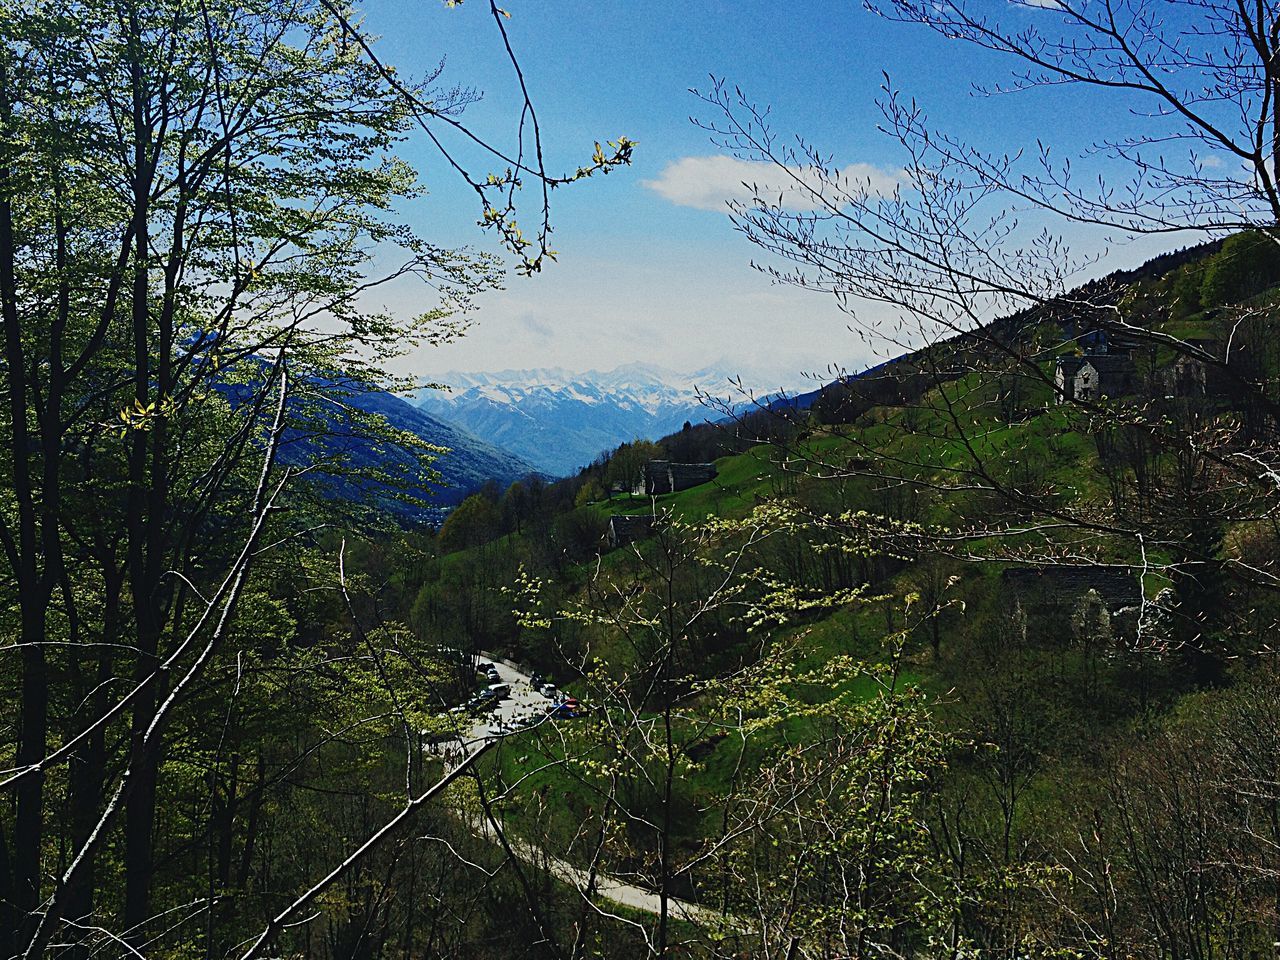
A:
5 2 1280 959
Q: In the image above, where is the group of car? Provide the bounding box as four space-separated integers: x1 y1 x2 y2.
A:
443 659 587 730
487 696 585 735
452 662 526 714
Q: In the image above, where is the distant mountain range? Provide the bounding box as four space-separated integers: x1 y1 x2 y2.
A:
413 362 771 477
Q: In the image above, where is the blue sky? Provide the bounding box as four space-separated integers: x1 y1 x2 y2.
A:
362 1 1186 390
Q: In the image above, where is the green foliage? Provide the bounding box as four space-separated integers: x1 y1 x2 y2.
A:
0 0 625 954
575 477 606 506
1169 261 1206 318
603 439 664 491
1200 230 1280 307
437 492 501 552
550 506 608 562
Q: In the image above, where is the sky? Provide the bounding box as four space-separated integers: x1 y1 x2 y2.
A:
358 1 1189 392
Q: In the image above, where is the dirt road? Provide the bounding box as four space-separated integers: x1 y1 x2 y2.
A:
434 659 735 929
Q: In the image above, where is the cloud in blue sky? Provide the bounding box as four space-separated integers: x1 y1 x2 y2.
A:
517 312 555 342
642 155 900 213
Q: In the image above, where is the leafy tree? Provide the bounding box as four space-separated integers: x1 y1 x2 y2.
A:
575 478 607 506
437 493 502 553
1169 261 1206 318
603 439 664 492
500 479 532 534
0 0 631 954
550 507 608 564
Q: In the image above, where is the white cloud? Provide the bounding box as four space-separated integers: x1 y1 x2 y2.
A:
642 155 900 212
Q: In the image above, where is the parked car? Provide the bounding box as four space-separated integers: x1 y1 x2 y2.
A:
538 683 557 699
487 682 511 700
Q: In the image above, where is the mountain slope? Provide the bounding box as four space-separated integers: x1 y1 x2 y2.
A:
275 380 540 521
347 386 541 501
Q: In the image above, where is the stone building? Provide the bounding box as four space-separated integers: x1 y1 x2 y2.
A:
607 514 655 549
1002 565 1143 639
1002 566 1142 611
1165 339 1224 398
1054 353 1137 403
633 460 718 496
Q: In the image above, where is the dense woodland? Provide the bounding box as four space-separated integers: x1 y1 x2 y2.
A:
7 1 1280 959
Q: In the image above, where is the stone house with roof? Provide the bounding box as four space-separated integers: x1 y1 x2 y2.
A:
1002 565 1143 639
632 460 718 496
1054 353 1137 403
1002 566 1141 611
1165 339 1225 398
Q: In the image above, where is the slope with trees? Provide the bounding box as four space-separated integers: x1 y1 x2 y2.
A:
0 0 631 955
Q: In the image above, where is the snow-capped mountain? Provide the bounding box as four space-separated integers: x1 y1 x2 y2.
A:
412 362 766 477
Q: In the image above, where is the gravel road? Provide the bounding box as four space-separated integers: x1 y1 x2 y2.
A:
434 658 736 928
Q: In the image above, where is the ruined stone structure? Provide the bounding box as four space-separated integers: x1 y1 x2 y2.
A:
633 460 718 496
1164 339 1224 398
607 514 655 549
1054 353 1137 403
1002 566 1144 640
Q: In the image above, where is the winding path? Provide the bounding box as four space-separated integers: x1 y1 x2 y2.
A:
436 655 732 928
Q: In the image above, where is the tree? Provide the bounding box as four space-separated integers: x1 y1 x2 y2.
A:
0 1 630 954
604 440 665 493
1201 230 1280 308
500 479 533 534
575 478 607 506
438 493 502 553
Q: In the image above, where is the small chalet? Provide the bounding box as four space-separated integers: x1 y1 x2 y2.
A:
633 460 718 496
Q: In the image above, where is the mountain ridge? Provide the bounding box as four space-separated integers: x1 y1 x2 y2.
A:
412 363 781 477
